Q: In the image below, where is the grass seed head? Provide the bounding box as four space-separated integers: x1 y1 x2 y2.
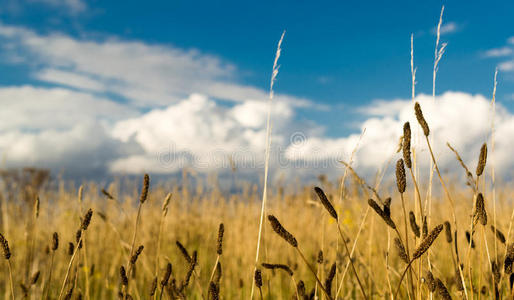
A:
130 245 144 265
383 197 392 218
476 143 487 177
140 173 150 204
455 267 464 291
261 263 293 276
314 186 338 220
412 224 443 260
414 102 430 136
161 263 172 287
101 189 114 200
368 199 396 229
68 242 74 255
465 231 475 249
267 215 298 248
217 223 224 255
0 233 11 259
52 232 59 251
435 278 451 300
492 260 501 284
208 281 219 300
76 230 83 249
402 122 412 168
491 225 506 244
176 241 192 263
394 237 409 264
409 211 420 238
425 271 436 292
120 266 128 286
317 250 324 264
505 243 514 273
444 221 452 243
64 286 74 300
422 217 428 238
475 193 487 226
325 262 336 297
297 280 306 297
254 269 262 288
81 208 93 230
396 159 406 193
149 277 157 296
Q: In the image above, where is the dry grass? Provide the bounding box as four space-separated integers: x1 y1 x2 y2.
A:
0 155 512 299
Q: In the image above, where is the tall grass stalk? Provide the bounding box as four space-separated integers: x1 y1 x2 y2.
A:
250 30 285 300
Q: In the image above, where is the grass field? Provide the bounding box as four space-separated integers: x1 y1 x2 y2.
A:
0 124 512 300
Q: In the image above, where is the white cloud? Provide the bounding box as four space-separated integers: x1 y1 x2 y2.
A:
1 87 512 181
433 22 460 35
286 92 514 178
0 23 314 109
0 86 136 131
483 37 514 72
0 23 512 182
109 94 299 174
484 47 513 58
499 60 514 71
29 0 86 14
35 69 106 91
0 23 324 179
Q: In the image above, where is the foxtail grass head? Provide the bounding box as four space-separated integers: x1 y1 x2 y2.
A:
267 215 298 247
314 186 338 220
396 159 406 193
368 199 396 229
52 232 59 251
140 173 150 203
414 102 430 136
217 223 224 255
81 208 93 230
130 245 144 264
254 269 262 288
491 225 506 244
0 233 11 259
476 143 487 177
394 238 409 264
402 122 412 168
120 266 128 286
261 263 293 276
444 221 452 243
409 211 420 238
412 224 443 260
475 193 487 226
161 263 172 287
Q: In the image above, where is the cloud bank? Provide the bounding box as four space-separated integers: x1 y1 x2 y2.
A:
0 23 512 182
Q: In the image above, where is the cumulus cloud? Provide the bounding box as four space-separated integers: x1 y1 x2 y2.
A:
1 86 512 181
286 92 514 178
109 94 299 174
0 23 512 182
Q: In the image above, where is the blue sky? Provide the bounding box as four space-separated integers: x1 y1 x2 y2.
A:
0 0 513 180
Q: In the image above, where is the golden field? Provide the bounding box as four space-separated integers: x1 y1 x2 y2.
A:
0 140 512 300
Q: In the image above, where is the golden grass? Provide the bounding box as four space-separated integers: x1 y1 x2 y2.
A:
0 162 512 299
